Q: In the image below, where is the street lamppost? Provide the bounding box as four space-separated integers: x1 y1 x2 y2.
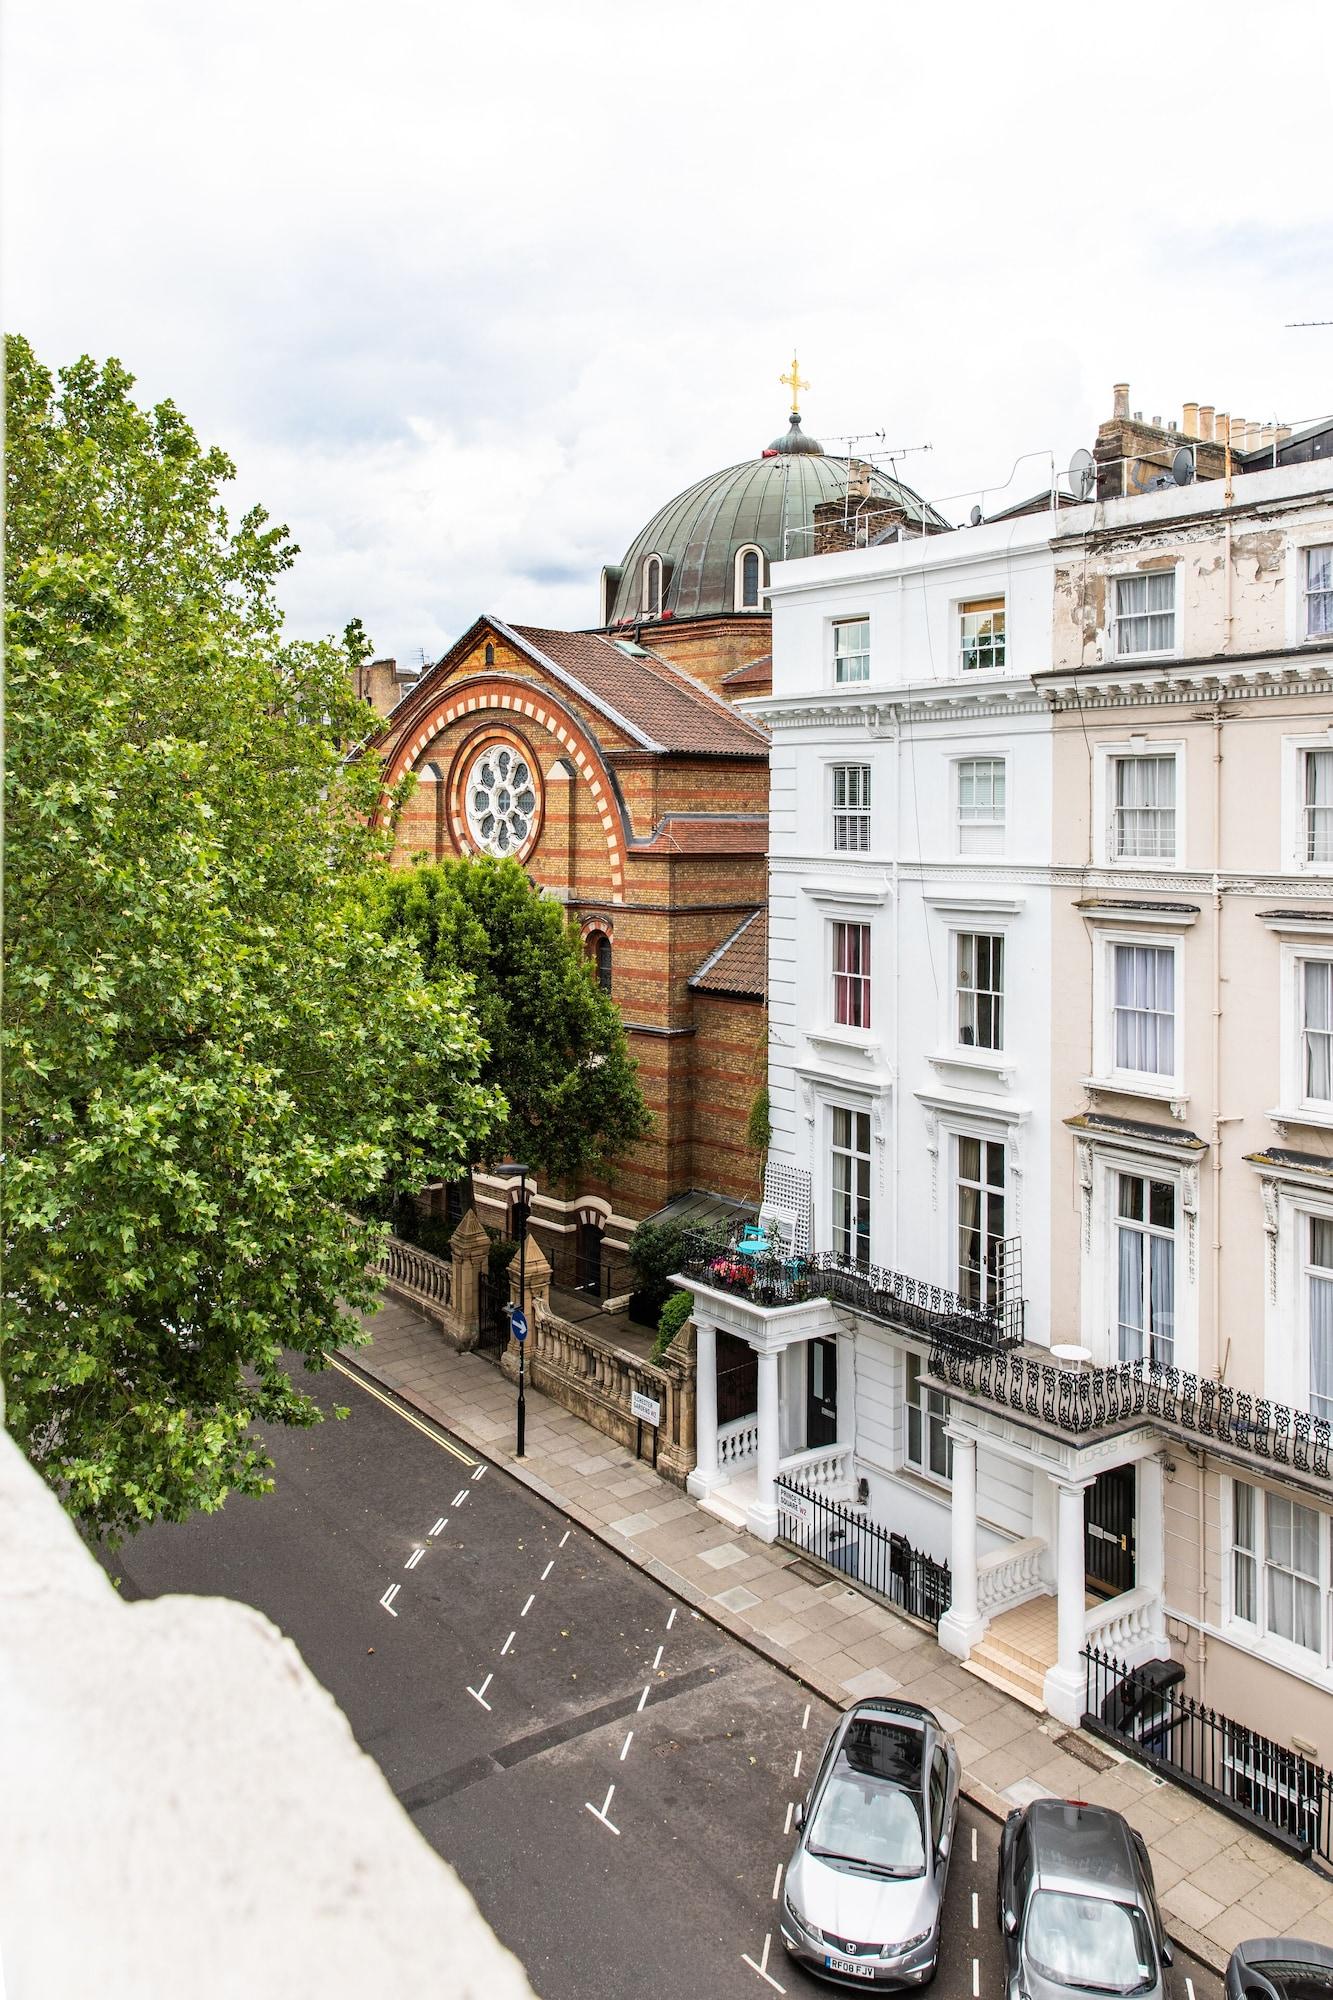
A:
496 1160 531 1458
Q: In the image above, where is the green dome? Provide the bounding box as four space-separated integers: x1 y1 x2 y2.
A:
601 416 945 625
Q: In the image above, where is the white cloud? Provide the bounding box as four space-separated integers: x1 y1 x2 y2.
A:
5 0 1331 663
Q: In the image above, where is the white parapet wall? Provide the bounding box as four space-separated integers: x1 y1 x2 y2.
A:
0 1430 537 2000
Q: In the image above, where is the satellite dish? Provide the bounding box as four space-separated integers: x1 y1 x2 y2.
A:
1068 447 1095 502
969 504 983 526
1171 445 1196 487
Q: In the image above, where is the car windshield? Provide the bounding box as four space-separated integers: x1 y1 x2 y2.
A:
1244 1962 1333 2000
1024 1891 1155 1995
807 1773 925 1876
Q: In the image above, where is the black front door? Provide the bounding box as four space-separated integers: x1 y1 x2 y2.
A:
1084 1465 1136 1598
575 1217 603 1293
806 1337 838 1450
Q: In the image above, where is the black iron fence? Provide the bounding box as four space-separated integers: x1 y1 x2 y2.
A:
932 1338 1332 1483
680 1228 1024 1350
775 1475 951 1627
1084 1646 1333 1863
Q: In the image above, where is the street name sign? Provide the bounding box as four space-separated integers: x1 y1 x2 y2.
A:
630 1389 661 1426
777 1486 813 1530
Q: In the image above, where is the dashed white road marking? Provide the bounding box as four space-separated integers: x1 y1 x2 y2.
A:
801 1704 810 1731
541 1560 554 1581
452 1488 468 1508
971 1891 979 1929
584 1784 620 1835
467 1673 493 1711
501 1631 515 1657
471 1464 486 1481
741 1931 785 1993
971 1824 977 1864
792 1750 802 1780
559 1530 570 1548
652 1645 664 1670
783 1801 794 1836
619 1731 633 1761
972 1957 980 1997
667 1607 677 1629
379 1584 401 1616
429 1516 448 1537
404 1548 425 1570
1186 1981 1196 2000
636 1684 651 1712
770 1862 782 1901
520 1593 535 1618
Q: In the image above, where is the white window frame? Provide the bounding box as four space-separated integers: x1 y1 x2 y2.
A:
1113 1168 1179 1368
953 1129 1007 1310
1090 928 1185 1100
1281 734 1333 874
734 543 766 613
1110 565 1180 660
828 1100 872 1270
1276 940 1333 1127
1304 1212 1333 1429
958 595 1006 674
903 1349 953 1486
954 755 1007 858
832 616 871 686
1258 1164 1333 1423
954 930 1004 1054
1078 1140 1199 1373
830 761 872 854
1093 739 1185 869
1224 1476 1331 1678
641 553 664 618
830 918 872 1032
1302 542 1333 643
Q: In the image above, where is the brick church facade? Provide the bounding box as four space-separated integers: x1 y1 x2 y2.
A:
366 395 939 1296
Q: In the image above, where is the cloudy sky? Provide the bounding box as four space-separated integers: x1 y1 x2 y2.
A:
6 0 1331 668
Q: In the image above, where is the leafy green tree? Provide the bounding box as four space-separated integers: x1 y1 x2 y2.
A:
3 336 503 1539
626 1217 684 1325
363 857 652 1183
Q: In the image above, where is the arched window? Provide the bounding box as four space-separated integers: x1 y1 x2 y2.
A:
588 930 612 994
642 554 663 618
484 641 495 666
735 544 766 611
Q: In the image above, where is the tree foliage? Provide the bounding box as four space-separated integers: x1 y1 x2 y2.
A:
3 335 503 1539
362 858 652 1184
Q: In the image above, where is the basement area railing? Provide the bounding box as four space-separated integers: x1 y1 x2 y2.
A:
775 1475 951 1627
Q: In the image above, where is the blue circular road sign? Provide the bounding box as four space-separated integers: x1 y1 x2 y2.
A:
510 1307 529 1343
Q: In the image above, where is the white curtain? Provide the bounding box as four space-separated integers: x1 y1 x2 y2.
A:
1114 945 1174 1074
1117 1226 1143 1362
1307 750 1333 864
1266 1495 1321 1653
1310 1241 1333 1427
1149 1235 1175 1365
1309 546 1333 637
1116 757 1176 859
1305 963 1333 1101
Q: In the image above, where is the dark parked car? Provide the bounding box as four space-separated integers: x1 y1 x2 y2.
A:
1227 1939 1333 2000
997 1799 1172 2000
779 1697 959 1988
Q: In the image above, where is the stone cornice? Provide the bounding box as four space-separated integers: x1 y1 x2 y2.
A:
754 683 1047 731
767 854 1333 899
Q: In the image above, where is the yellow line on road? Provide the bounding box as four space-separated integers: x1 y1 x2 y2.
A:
328 1357 477 1467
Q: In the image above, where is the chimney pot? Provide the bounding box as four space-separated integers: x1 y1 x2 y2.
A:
1277 422 1292 442
1113 382 1130 419
1215 412 1229 449
1230 415 1247 446
1183 402 1200 436
1199 404 1215 442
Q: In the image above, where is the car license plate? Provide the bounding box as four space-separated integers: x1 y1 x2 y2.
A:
825 1955 876 1979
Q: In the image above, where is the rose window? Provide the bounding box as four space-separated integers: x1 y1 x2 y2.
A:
463 741 540 857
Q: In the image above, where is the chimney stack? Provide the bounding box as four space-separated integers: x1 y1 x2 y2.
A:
1230 415 1247 448
1182 402 1200 437
1198 405 1215 442
1113 382 1130 419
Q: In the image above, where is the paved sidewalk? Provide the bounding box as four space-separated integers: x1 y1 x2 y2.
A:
348 1295 1333 1973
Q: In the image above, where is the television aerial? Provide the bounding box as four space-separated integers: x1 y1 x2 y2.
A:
1067 447 1095 502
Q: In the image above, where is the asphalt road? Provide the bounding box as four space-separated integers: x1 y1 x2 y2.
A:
103 1360 1224 2000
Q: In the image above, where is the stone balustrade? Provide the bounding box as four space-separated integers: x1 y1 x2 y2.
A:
975 1536 1047 1616
777 1441 852 1494
1084 1582 1162 1663
520 1297 696 1489
717 1414 760 1468
380 1236 453 1309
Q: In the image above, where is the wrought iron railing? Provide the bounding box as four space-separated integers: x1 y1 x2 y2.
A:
679 1227 1024 1350
931 1338 1333 1481
775 1475 951 1627
1084 1646 1333 1863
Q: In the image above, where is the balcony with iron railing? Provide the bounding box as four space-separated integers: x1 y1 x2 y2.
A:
678 1226 1026 1352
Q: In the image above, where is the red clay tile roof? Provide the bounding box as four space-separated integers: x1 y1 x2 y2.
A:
631 815 768 857
502 621 769 757
720 653 773 689
688 910 767 999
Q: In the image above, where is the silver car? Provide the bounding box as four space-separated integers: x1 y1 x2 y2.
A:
998 1799 1172 2000
779 1698 960 1988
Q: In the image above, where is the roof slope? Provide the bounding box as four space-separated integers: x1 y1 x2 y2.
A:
507 622 768 757
689 910 767 999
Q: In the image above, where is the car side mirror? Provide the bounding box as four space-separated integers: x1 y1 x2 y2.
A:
1159 1939 1173 1968
1003 1908 1018 1936
793 1802 805 1830
937 1833 950 1861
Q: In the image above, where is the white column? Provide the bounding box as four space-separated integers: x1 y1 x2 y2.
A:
1133 1455 1167 1653
687 1321 720 1498
835 1328 856 1458
1044 1478 1090 1724
748 1348 781 1543
937 1429 985 1659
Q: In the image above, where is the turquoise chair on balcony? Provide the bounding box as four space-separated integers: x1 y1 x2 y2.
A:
734 1223 769 1261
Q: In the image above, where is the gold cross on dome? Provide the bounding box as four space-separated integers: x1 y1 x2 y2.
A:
780 354 810 414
